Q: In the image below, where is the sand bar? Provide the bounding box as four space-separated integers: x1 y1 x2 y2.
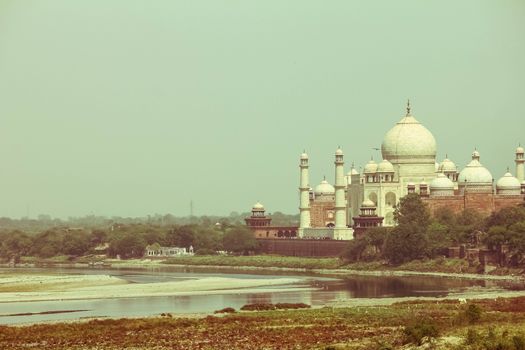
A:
0 275 303 303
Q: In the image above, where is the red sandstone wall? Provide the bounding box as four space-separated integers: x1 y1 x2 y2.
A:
494 195 524 211
257 239 348 257
310 201 335 228
422 196 464 216
423 194 524 216
253 227 298 239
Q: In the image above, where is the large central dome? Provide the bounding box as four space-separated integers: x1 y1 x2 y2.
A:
381 111 437 164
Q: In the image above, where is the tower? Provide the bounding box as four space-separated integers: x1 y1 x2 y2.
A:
334 148 347 229
245 203 272 228
298 152 311 236
516 145 524 183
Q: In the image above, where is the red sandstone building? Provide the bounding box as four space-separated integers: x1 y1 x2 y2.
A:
244 203 298 239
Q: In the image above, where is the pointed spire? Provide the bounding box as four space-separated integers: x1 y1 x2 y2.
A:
406 99 411 116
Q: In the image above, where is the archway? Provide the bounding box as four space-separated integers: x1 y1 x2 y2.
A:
385 192 397 208
368 192 378 206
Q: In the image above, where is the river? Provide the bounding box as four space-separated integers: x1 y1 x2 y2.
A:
1 266 523 325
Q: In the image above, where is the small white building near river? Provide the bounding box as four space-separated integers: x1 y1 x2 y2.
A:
145 243 194 258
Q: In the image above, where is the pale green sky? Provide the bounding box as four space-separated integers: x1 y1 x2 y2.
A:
0 1 524 218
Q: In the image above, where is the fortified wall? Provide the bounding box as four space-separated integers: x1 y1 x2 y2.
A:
422 193 524 216
257 238 348 257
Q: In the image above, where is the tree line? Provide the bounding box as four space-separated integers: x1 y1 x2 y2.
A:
0 212 299 235
0 223 259 262
343 194 525 266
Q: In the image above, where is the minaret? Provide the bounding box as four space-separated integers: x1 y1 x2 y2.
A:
299 152 311 235
334 147 347 229
516 145 524 183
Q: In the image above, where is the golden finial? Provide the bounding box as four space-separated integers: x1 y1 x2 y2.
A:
406 99 411 116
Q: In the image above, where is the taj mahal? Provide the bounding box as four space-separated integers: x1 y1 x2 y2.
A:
247 102 525 241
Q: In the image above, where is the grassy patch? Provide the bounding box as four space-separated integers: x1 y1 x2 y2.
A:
164 255 343 269
163 255 488 275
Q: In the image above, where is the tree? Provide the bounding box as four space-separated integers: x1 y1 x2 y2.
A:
62 231 91 256
366 227 391 255
0 230 32 260
341 237 369 262
193 227 222 253
486 206 525 229
108 232 147 259
90 230 107 245
384 194 431 264
222 226 258 255
30 229 66 258
434 207 457 227
426 222 451 257
393 193 431 228
166 225 195 248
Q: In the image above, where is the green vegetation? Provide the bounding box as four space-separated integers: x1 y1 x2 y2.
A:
164 255 342 269
240 303 311 311
343 195 525 269
0 222 260 263
3 297 525 349
403 319 439 345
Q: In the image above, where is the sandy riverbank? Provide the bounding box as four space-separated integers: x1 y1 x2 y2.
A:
0 274 304 303
108 258 525 281
325 288 525 308
0 274 126 293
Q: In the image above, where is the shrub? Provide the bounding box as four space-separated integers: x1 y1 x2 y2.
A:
514 335 525 350
403 320 439 345
214 307 236 314
465 303 483 324
465 328 479 345
240 303 276 311
274 303 311 310
195 248 216 256
375 340 394 350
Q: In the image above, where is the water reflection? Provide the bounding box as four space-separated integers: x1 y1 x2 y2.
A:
1 266 524 325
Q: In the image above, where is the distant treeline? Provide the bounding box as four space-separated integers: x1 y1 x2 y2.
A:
0 212 299 234
0 222 260 262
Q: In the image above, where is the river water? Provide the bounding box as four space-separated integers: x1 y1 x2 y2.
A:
1 266 523 325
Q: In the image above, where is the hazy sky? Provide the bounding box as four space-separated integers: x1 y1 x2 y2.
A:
0 1 524 218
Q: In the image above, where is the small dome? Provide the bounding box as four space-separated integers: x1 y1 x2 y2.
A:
430 173 455 190
364 160 378 174
252 202 265 210
458 151 493 194
347 168 359 176
361 199 376 208
439 158 457 173
517 146 524 154
496 172 521 191
381 113 437 164
377 159 395 173
458 151 493 185
335 148 343 155
314 180 335 195
300 152 309 160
